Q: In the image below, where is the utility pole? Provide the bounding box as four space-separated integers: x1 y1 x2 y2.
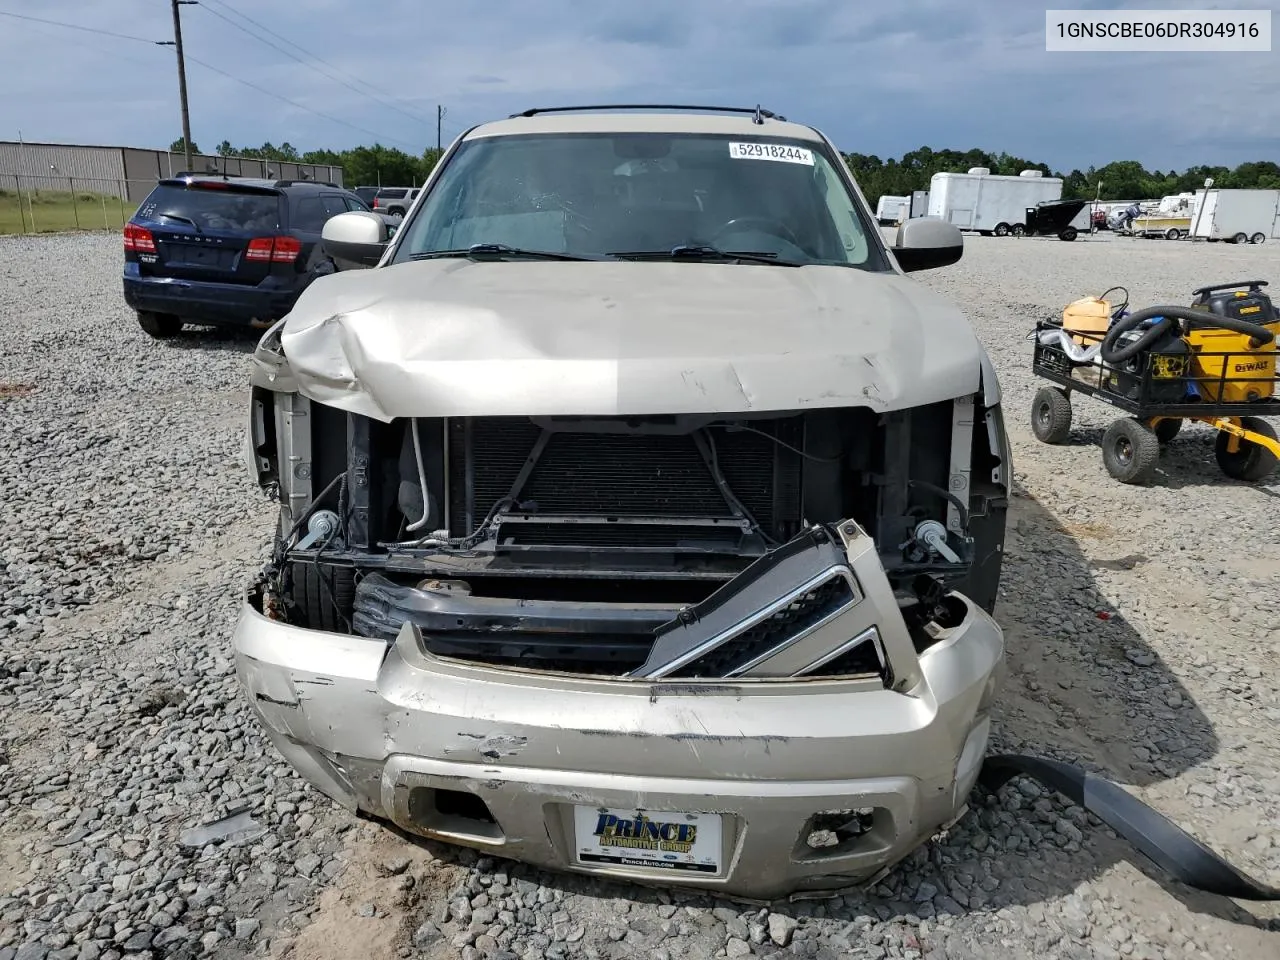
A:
170 0 198 170
436 105 446 151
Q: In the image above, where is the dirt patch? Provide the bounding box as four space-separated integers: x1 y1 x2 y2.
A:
278 823 464 960
1060 520 1115 541
0 382 34 397
0 829 34 893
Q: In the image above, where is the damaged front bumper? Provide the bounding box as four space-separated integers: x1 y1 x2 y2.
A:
233 520 1004 900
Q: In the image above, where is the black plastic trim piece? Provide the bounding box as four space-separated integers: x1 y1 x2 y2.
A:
509 104 786 121
981 754 1280 901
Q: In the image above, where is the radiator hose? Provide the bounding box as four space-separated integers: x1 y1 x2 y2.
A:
405 417 432 533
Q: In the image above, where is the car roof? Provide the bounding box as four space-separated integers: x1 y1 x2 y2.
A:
160 175 348 192
464 110 826 144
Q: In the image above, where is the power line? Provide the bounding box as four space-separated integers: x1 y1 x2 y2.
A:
0 8 420 152
198 0 436 127
182 53 420 150
0 10 164 46
5 17 167 73
195 1 425 128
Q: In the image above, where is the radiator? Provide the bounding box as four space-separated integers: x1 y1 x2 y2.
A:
445 416 804 548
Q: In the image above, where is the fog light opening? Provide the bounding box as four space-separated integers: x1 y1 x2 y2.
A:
801 807 880 858
407 786 504 843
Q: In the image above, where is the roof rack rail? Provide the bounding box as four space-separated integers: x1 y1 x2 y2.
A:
510 104 787 124
174 170 241 179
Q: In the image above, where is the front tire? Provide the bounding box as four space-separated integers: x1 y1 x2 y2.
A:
1031 386 1073 443
1250 232 1266 244
1059 227 1078 241
1164 228 1179 240
994 223 1010 237
1102 418 1160 484
137 311 183 339
1232 232 1248 244
1011 223 1026 237
1215 418 1278 481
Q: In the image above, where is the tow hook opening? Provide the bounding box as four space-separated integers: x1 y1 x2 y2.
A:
407 786 504 843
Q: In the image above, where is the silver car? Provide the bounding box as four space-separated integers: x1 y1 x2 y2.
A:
237 105 1012 900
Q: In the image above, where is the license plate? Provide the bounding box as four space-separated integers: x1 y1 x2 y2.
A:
573 806 722 874
165 244 234 269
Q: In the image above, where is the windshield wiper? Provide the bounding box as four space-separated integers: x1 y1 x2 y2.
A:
613 244 801 266
157 213 201 232
409 243 608 262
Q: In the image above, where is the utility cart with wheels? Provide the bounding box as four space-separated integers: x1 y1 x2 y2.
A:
1029 281 1280 485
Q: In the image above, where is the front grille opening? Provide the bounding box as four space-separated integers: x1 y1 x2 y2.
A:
407 786 503 843
460 576 726 605
798 807 885 860
422 633 653 676
804 638 886 680
668 575 856 678
499 522 748 550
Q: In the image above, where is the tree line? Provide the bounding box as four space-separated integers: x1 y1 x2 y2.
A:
844 147 1280 204
171 137 444 187
173 137 1278 202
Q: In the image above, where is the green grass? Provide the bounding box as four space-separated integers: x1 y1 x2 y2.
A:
0 189 138 235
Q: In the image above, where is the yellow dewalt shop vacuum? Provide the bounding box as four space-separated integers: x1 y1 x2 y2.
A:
1030 280 1280 484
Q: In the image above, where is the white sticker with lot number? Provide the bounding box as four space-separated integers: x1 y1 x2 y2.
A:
728 142 814 165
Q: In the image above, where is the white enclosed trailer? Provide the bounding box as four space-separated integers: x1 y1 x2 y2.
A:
927 168 1064 236
875 195 909 224
1190 188 1280 244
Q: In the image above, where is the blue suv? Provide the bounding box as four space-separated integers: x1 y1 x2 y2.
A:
122 175 371 338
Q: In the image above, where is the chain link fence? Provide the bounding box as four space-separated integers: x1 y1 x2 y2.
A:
1 175 160 235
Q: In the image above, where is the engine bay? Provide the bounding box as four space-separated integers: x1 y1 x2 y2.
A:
249 391 1008 678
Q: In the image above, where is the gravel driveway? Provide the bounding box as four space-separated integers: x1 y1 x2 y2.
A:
1 231 1277 960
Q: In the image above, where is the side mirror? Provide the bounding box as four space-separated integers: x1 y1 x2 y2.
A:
889 217 963 272
322 211 391 269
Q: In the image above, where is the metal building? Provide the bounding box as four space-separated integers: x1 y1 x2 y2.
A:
0 139 344 202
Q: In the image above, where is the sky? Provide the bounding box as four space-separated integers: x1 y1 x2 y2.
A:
0 0 1276 172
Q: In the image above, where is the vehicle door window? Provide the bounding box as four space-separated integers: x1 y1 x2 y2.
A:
344 196 369 212
292 197 329 232
320 194 349 218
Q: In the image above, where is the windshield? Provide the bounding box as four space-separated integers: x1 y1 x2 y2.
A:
136 184 281 232
391 132 884 269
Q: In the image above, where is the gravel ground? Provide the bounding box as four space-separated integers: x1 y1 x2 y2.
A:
1 230 1278 960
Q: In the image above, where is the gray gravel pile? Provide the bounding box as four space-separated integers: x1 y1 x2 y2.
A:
1 231 1277 960
0 234 348 960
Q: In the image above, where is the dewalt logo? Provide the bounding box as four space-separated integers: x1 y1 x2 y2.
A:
1234 360 1269 373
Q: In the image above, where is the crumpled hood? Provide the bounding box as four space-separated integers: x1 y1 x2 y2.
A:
272 259 983 421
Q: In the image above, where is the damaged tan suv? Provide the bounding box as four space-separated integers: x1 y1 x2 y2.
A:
236 105 1012 900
